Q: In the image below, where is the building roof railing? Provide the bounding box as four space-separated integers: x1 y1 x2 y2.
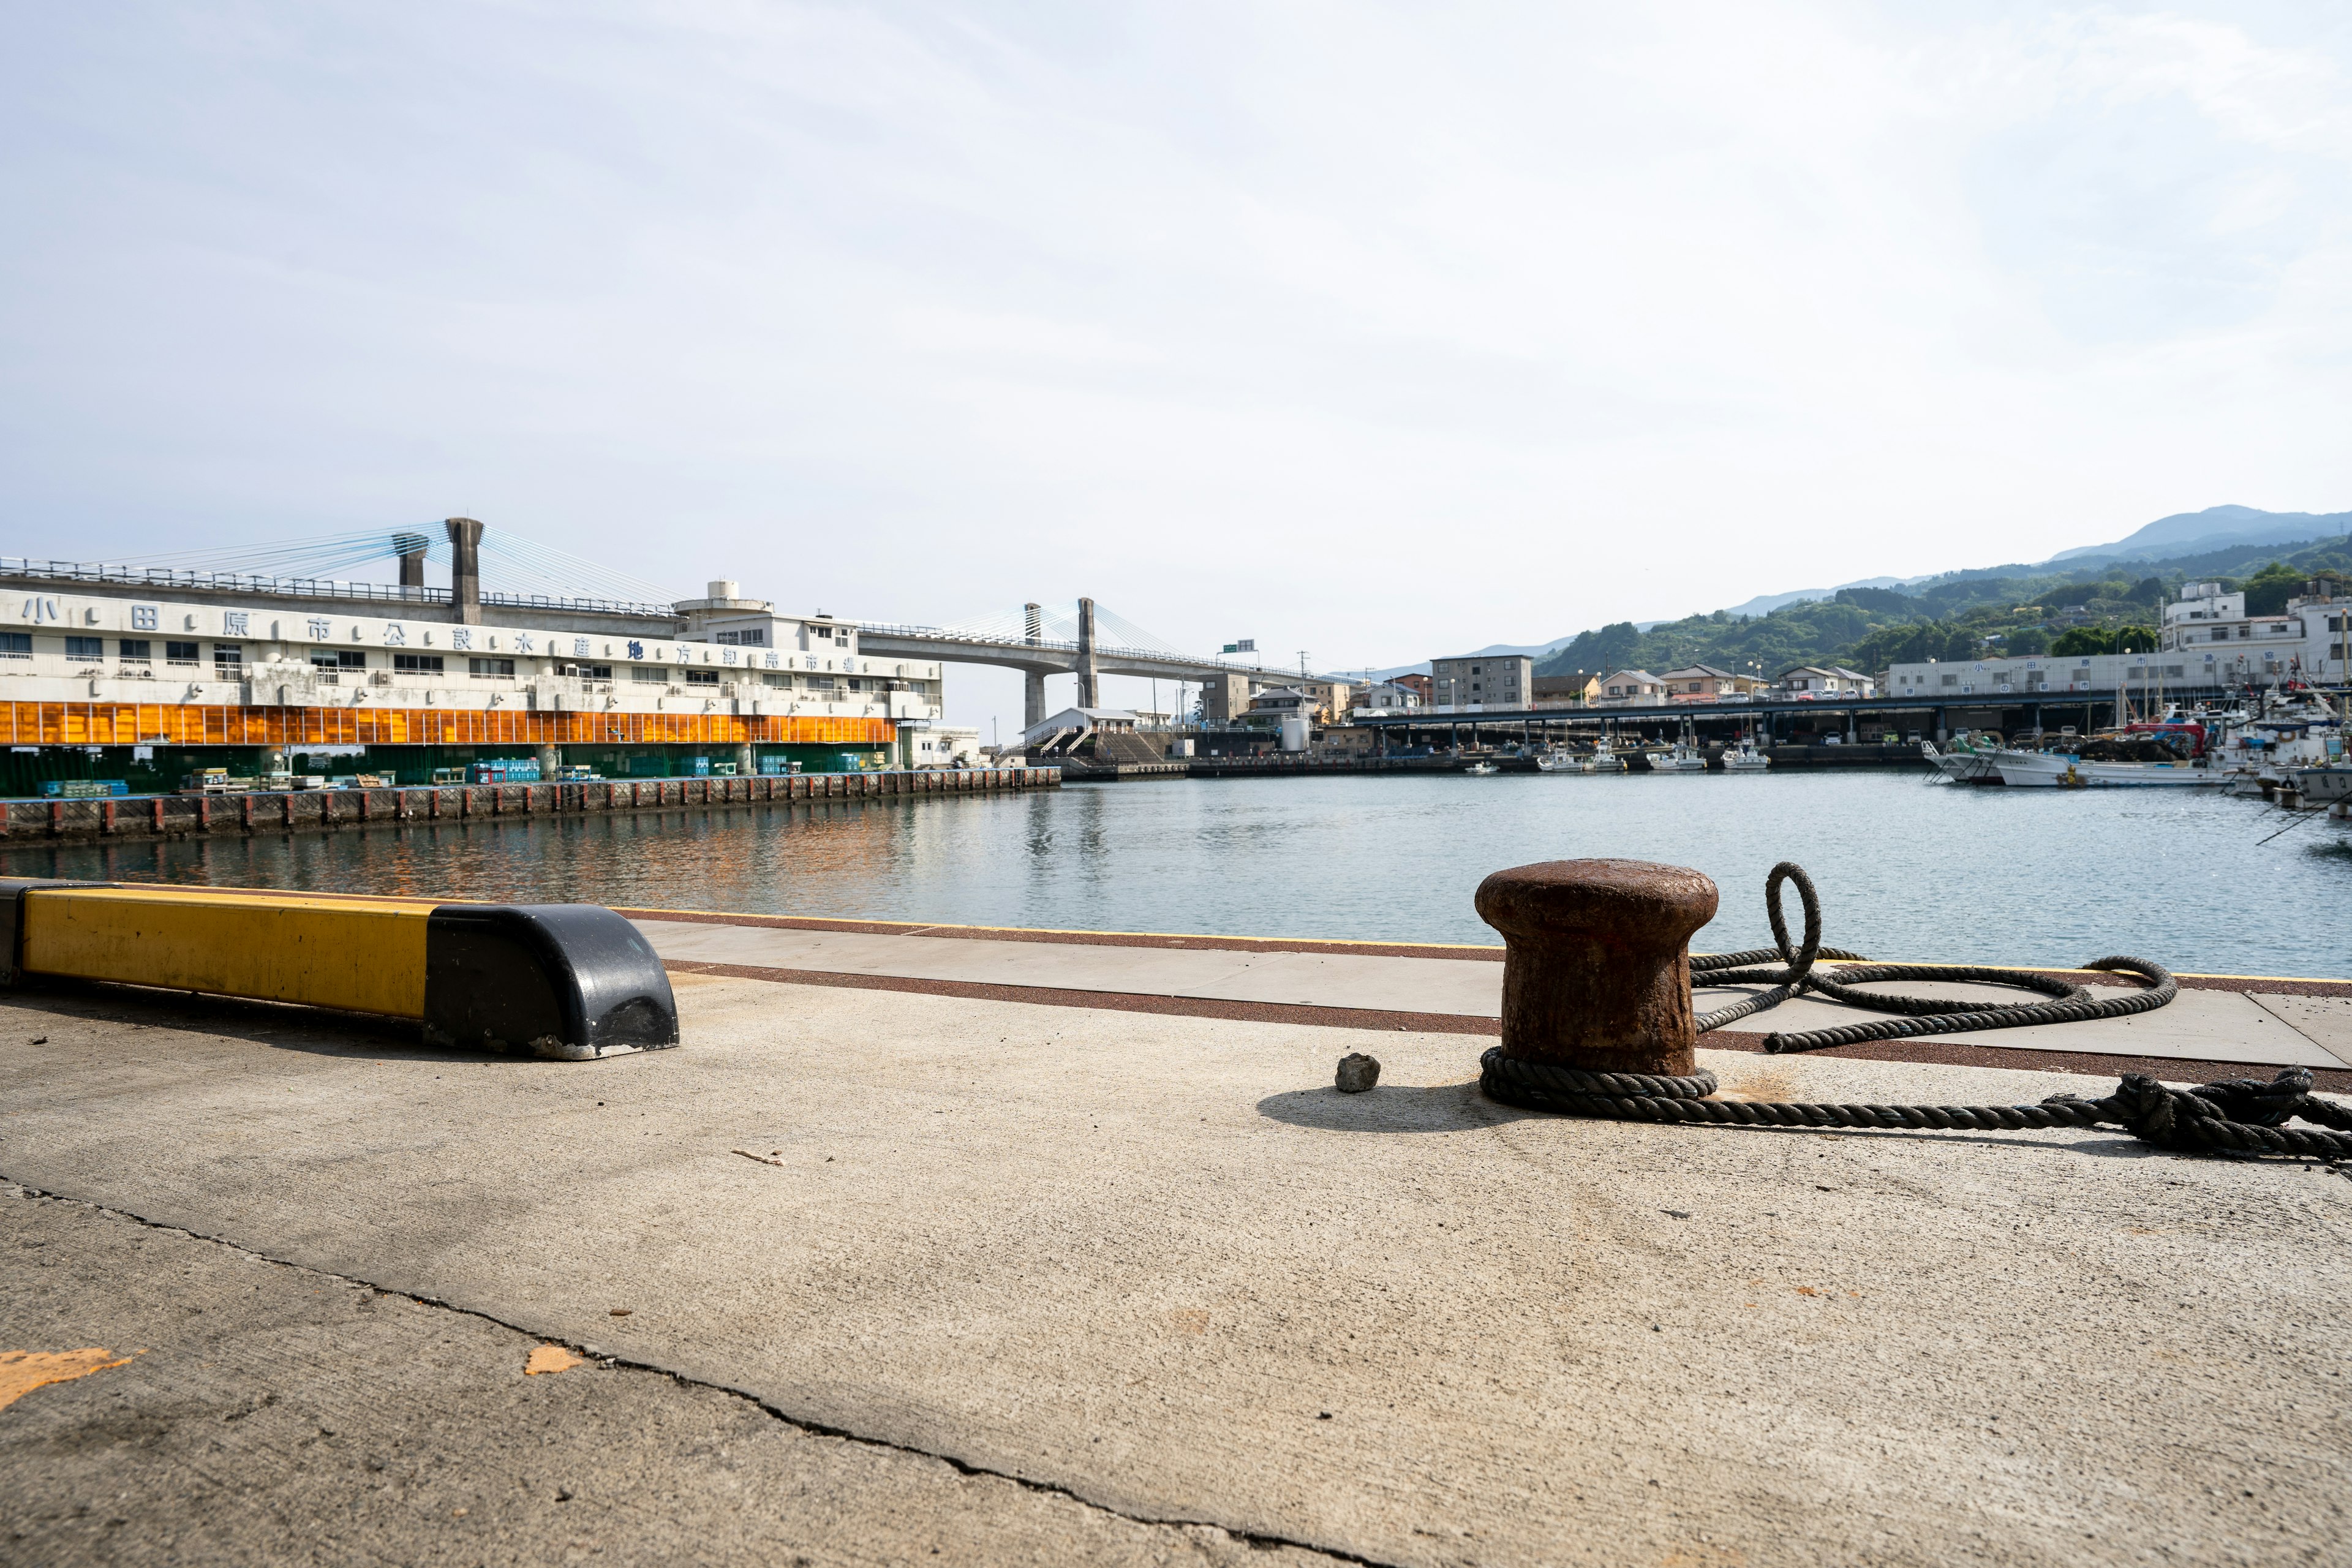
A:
0 558 680 620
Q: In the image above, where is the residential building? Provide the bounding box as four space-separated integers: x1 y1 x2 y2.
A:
1430 655 1531 708
1353 680 1423 712
1656 665 1763 701
1198 671 1266 723
1776 666 1875 699
1289 679 1353 722
1530 674 1587 705
1591 669 1667 706
1393 673 1432 702
1245 687 1317 721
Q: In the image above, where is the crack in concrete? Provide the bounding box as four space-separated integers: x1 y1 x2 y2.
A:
2 1177 1401 1568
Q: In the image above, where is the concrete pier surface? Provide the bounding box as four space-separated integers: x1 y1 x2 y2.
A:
634 910 2352 1083
4 946 2349 1565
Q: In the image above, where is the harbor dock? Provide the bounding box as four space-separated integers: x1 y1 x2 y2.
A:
4 903 2347 1564
0 766 1058 841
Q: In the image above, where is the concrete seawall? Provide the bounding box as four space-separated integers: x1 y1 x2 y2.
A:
0 766 1058 841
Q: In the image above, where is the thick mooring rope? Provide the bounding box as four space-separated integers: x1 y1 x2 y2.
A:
1477 1055 2352 1158
1689 862 2177 1054
1477 862 2351 1159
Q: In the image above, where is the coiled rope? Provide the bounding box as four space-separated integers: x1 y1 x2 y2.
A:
1689 862 2177 1054
1477 862 2352 1159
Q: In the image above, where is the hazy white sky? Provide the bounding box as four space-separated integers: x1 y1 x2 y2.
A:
4 2 2348 733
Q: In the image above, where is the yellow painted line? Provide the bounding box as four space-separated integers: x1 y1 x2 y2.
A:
21 886 435 1017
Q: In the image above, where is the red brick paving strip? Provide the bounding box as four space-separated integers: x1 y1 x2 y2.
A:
660 958 2352 1093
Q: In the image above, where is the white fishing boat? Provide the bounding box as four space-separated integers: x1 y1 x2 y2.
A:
1463 760 1501 776
1644 743 1708 773
1921 734 2000 785
1587 739 1626 774
1720 739 1770 772
1989 749 2228 788
1535 749 1593 774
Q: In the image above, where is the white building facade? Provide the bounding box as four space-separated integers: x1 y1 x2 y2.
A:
2158 579 2347 681
0 568 946 780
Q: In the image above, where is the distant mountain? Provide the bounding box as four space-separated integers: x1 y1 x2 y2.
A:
2049 505 2352 564
1716 576 1913 619
1368 505 2345 680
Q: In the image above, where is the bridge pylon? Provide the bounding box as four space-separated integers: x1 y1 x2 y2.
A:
1023 602 1046 729
1077 597 1100 709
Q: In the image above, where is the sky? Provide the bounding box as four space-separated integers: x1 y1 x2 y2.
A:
3 1 2348 736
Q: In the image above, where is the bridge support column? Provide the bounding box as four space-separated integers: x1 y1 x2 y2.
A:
1024 671 1046 731
1076 597 1100 709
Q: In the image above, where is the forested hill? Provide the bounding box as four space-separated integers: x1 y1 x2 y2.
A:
1531 533 2352 684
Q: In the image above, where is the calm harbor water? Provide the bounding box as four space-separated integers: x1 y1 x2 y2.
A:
6 772 2348 977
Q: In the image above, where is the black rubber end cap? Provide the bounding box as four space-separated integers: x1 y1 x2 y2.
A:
424 904 679 1060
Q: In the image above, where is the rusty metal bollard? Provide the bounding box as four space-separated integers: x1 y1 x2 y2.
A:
1474 859 1719 1076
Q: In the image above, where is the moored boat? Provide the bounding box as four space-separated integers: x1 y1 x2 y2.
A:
2291 764 2352 804
1990 748 2228 788
1922 735 2001 785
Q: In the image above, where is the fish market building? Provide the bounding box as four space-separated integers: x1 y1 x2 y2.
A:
0 524 945 795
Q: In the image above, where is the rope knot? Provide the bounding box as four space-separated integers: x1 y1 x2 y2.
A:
2109 1074 2200 1148
2192 1066 2315 1128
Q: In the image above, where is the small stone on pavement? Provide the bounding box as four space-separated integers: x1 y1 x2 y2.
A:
1335 1054 1381 1093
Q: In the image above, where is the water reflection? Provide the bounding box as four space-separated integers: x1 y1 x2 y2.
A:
4 773 2345 976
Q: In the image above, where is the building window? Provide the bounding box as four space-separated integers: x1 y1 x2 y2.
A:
630 666 667 684
715 630 767 647
556 663 614 679
0 633 29 659
469 658 516 678
166 641 198 665
393 654 445 675
119 639 151 662
685 668 719 686
311 649 366 671
760 672 790 687
213 644 244 671
66 636 104 660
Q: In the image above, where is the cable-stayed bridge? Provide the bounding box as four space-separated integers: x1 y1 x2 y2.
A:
857 600 1329 727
